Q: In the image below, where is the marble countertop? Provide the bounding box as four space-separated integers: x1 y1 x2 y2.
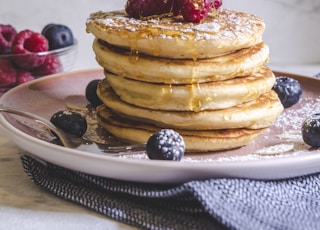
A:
0 134 136 230
0 65 319 229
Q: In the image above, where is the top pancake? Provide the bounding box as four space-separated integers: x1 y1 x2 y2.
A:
86 9 265 59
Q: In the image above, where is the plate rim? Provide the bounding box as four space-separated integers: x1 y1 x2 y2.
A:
1 68 320 183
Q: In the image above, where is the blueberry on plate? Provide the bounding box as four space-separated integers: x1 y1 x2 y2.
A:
85 79 103 107
50 110 87 137
302 113 320 148
42 24 74 50
146 129 185 161
272 76 302 108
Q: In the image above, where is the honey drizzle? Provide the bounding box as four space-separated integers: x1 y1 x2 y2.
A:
129 49 139 62
189 82 202 112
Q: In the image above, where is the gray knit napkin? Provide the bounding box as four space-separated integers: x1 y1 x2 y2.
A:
21 154 320 230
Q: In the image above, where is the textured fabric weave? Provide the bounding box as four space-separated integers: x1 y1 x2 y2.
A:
21 154 320 230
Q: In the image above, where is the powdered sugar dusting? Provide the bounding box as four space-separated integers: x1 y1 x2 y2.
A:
87 9 264 41
275 97 320 131
115 95 320 163
254 143 294 155
192 22 220 32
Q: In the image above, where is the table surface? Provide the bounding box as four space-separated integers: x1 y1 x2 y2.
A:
0 65 319 229
0 133 136 230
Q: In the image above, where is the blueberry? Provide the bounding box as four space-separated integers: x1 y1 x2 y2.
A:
302 113 320 148
42 24 74 50
272 76 302 108
41 23 56 34
85 79 103 107
50 110 87 137
146 129 185 161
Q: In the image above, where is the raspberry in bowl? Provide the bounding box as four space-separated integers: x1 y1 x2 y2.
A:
0 23 77 96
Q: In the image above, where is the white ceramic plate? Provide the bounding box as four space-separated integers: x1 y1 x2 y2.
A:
1 69 320 183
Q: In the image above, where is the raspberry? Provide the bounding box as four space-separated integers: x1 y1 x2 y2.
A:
125 0 222 23
0 24 17 54
11 29 49 69
0 59 17 87
213 0 222 9
175 0 215 23
16 70 35 84
31 54 62 76
146 129 185 161
272 76 302 108
125 0 174 18
173 0 186 16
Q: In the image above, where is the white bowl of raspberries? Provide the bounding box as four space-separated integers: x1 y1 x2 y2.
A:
0 23 77 95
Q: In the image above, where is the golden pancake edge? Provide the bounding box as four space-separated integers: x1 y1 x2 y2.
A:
93 40 269 84
97 106 267 152
86 9 265 60
97 83 283 130
87 7 284 153
103 65 275 111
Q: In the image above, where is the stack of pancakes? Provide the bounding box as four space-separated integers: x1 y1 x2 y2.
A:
86 9 284 152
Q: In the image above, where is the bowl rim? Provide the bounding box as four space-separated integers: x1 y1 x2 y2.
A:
0 39 78 57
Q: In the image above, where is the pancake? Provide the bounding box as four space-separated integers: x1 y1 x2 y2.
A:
87 7 283 153
97 106 267 152
103 65 275 111
93 39 269 84
97 84 284 130
86 9 265 60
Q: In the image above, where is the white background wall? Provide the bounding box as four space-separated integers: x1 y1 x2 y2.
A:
1 0 320 71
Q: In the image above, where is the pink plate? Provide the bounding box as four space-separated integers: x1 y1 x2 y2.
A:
0 69 319 183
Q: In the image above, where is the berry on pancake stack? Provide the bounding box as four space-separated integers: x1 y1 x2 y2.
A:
86 0 284 152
